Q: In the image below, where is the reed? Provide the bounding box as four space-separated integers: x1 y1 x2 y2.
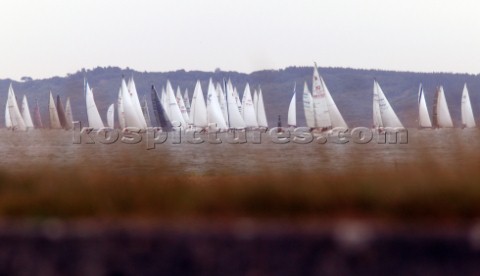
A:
0 151 479 222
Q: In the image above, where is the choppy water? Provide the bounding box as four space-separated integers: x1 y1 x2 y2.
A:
0 128 478 175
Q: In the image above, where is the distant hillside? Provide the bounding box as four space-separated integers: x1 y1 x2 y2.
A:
2 66 480 128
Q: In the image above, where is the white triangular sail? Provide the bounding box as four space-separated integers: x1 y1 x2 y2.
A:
127 76 148 129
49 91 62 129
165 81 186 128
322 77 348 128
234 86 242 114
85 81 105 129
312 64 331 128
184 89 191 113
176 86 190 124
117 88 126 129
241 83 258 128
121 78 142 128
207 78 227 130
253 89 259 115
64 97 74 130
418 84 432 128
303 82 315 128
373 80 404 129
256 88 268 128
216 83 228 122
189 80 208 128
225 79 246 129
5 102 11 129
461 83 476 128
432 86 454 128
7 84 26 131
21 95 34 129
107 103 115 128
141 95 152 127
288 84 296 127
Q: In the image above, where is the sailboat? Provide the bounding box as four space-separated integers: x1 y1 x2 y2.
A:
418 84 432 128
287 83 296 127
5 103 12 129
184 89 191 114
303 82 315 128
151 85 172 130
256 88 268 129
127 76 148 129
372 80 404 131
107 103 115 129
85 81 105 129
117 88 126 129
216 83 228 122
241 83 258 128
165 80 186 128
6 84 26 131
120 78 142 129
49 91 62 129
33 99 43 128
432 86 454 128
141 95 152 127
225 79 246 130
21 95 34 129
64 97 74 130
56 95 68 129
207 78 228 131
311 63 348 131
176 86 190 125
461 83 476 128
189 80 208 130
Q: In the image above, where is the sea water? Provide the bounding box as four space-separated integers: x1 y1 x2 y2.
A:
0 128 477 175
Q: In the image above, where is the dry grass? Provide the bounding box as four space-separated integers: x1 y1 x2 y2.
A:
0 153 480 222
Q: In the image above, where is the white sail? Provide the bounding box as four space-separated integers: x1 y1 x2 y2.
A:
117 88 126 129
418 84 432 128
64 97 74 130
165 80 186 128
373 80 404 129
161 87 169 119
303 82 315 128
461 83 476 128
253 89 259 115
225 79 246 129
49 91 62 129
322 77 348 128
5 102 11 129
312 64 331 128
21 95 34 129
120 78 143 128
107 103 115 128
127 76 148 129
6 84 26 131
433 86 454 128
207 78 228 130
216 82 228 123
176 86 190 124
189 80 208 128
85 81 105 129
141 95 152 127
234 86 242 114
184 88 191 113
287 84 296 127
256 88 268 128
241 83 258 128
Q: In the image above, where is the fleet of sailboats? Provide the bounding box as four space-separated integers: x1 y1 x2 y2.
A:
2 65 479 132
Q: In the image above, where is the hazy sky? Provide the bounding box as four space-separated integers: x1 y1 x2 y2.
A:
1 0 480 80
